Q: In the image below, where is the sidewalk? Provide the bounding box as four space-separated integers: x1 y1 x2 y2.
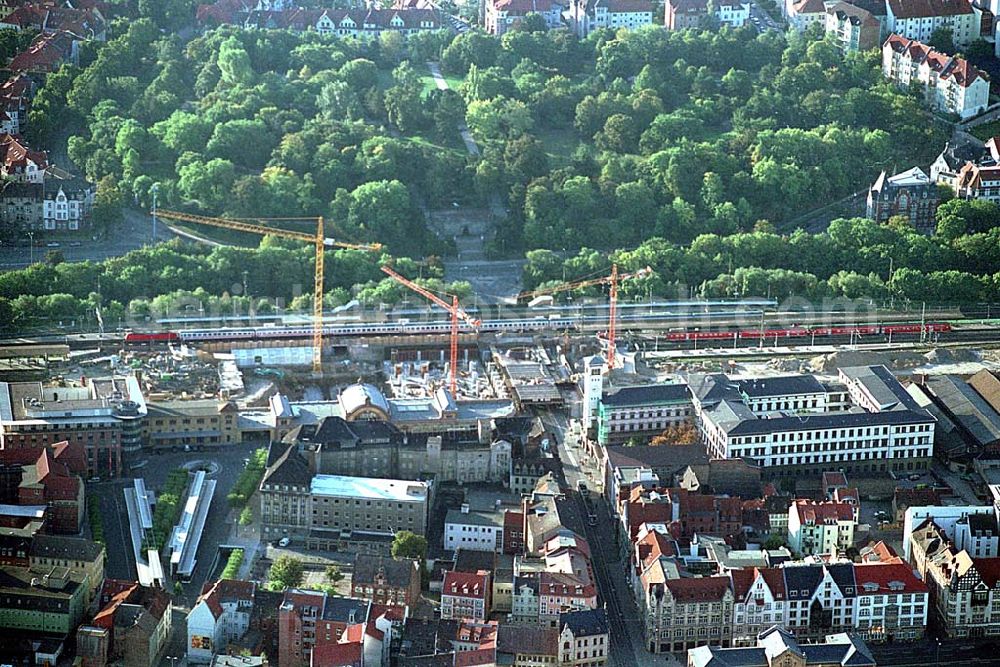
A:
426 61 480 156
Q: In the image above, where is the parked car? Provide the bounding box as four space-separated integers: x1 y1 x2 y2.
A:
278 537 290 547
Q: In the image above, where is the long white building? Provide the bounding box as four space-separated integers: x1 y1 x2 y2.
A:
692 366 935 477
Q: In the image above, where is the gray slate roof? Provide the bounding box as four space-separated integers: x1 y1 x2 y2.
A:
601 383 691 407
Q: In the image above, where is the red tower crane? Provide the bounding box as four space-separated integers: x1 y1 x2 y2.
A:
380 265 481 397
518 264 651 369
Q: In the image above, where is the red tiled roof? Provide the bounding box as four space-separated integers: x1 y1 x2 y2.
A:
455 647 497 667
369 603 406 623
539 570 597 598
974 558 1000 588
793 499 855 524
8 31 74 73
311 639 363 667
884 34 986 89
792 0 826 14
731 567 786 601
635 529 676 568
886 0 972 17
0 5 47 28
92 582 139 629
854 562 928 594
664 576 731 603
198 579 256 618
443 570 489 599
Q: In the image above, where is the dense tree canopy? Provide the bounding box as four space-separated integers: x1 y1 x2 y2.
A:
11 18 986 318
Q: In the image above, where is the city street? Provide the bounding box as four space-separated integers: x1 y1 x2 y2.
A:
549 408 680 667
1 208 173 269
748 0 782 32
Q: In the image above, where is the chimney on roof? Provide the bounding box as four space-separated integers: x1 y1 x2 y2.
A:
461 503 470 514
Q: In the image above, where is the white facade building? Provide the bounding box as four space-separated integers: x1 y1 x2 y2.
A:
902 504 998 561
787 500 857 557
565 0 656 36
42 179 93 231
882 34 990 120
885 0 978 47
444 506 504 552
692 367 935 477
582 356 606 431
186 580 255 664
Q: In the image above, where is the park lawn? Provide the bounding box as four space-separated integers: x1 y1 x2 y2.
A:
420 73 465 96
410 132 466 153
971 120 1000 141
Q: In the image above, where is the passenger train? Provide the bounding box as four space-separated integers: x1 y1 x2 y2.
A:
123 320 953 344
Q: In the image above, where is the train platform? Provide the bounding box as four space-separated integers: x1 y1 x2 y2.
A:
644 340 978 360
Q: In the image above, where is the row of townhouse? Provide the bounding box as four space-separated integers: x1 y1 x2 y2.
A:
882 34 990 120
629 521 929 654
0 3 102 234
789 0 982 49
485 0 657 36
196 0 445 36
932 136 1000 206
906 501 1000 639
393 608 610 667
665 0 750 30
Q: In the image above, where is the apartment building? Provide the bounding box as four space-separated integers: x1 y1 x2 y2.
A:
88 584 172 667
290 412 511 485
956 160 1000 204
258 445 312 538
0 441 87 534
350 555 421 608
882 35 989 120
825 1 883 52
484 0 566 35
187 580 256 664
564 0 656 37
558 609 610 667
441 570 491 621
24 534 103 609
641 575 734 653
0 565 89 636
41 177 94 231
909 518 1000 638
694 367 935 476
0 381 129 477
144 399 239 451
596 383 693 446
666 0 750 27
787 500 857 557
277 590 368 667
885 0 977 46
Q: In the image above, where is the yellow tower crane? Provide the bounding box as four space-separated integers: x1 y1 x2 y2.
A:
153 210 381 376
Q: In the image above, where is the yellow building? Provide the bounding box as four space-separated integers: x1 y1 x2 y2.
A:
143 399 239 451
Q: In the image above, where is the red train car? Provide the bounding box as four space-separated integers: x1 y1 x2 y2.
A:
124 331 180 343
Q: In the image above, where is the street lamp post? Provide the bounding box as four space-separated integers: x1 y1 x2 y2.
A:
150 183 160 241
28 231 34 264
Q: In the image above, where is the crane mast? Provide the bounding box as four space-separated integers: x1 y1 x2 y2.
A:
153 209 380 377
379 265 480 398
518 264 650 369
